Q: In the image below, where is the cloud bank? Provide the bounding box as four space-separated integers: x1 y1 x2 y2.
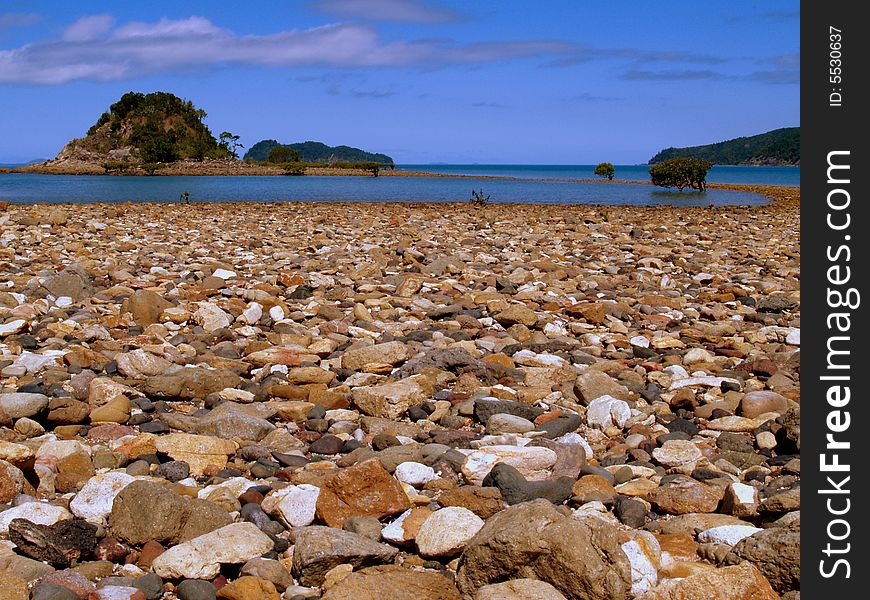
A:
0 14 798 86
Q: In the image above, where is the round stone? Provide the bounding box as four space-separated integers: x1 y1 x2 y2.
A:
176 579 217 600
415 507 484 557
486 413 535 435
652 439 702 468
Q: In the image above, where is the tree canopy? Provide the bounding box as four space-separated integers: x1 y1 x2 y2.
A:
267 145 302 163
649 157 712 191
594 162 615 180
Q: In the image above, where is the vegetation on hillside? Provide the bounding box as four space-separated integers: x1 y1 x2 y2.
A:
649 157 712 191
649 127 799 166
79 92 227 163
244 139 393 164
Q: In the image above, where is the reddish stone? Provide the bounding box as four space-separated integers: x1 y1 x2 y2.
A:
136 540 165 569
315 458 412 528
87 424 135 442
238 490 264 505
94 536 129 562
533 411 563 426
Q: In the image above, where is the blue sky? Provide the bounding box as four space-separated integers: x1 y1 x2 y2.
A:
0 0 799 164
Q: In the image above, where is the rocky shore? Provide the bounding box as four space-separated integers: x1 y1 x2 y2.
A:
0 188 799 599
12 159 379 177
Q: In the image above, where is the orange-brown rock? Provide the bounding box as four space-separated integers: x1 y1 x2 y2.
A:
315 458 412 528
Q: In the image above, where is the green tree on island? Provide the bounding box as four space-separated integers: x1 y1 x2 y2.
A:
219 131 244 159
649 157 712 191
267 145 302 163
594 162 615 180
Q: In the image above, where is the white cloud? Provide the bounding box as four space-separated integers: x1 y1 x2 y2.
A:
0 16 572 84
0 14 736 86
63 14 114 41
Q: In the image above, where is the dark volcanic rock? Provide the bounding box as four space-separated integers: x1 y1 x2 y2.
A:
473 399 544 425
8 518 98 566
481 462 573 505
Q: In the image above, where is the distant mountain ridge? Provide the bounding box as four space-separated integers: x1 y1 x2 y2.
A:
244 139 393 164
649 127 799 166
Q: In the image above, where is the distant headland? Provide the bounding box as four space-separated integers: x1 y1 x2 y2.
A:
649 127 799 166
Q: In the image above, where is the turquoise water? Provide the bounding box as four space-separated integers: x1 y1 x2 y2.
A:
2 163 797 206
397 164 800 186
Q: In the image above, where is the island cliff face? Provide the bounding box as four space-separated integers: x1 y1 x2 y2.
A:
649 127 799 166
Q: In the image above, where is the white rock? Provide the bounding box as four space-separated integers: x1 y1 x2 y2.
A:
683 348 715 364
461 445 557 485
416 507 484 557
269 305 285 321
621 533 660 597
0 319 26 336
586 395 631 430
630 335 650 348
573 501 621 526
10 350 66 374
511 349 569 368
786 328 800 346
55 296 73 307
241 302 263 325
381 509 413 544
193 302 232 333
554 432 594 460
543 321 569 336
652 440 702 468
197 477 256 500
698 525 763 546
262 484 320 528
35 439 90 460
0 501 73 533
116 349 172 379
212 268 236 280
93 586 141 599
218 388 255 403
663 365 690 379
394 462 437 487
756 431 777 449
69 472 137 523
151 522 274 579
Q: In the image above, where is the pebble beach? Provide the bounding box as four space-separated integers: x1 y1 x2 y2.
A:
0 185 800 600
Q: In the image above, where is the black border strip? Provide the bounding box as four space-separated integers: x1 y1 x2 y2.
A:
802 1 868 595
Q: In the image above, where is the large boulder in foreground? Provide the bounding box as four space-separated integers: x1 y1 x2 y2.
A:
455 499 631 600
726 526 800 594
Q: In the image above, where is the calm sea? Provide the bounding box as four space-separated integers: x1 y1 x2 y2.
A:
396 164 800 186
0 164 798 206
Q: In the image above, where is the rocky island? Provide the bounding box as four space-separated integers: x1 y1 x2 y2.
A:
15 92 392 177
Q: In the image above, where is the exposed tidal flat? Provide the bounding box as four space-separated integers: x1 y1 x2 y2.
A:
0 187 798 599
